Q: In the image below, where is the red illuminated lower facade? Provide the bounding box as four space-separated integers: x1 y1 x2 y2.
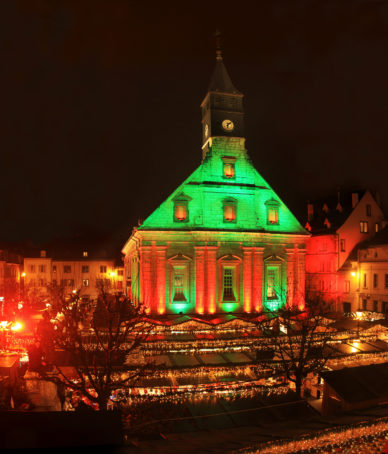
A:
122 230 307 315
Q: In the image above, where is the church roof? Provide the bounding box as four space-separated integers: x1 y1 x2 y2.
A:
137 141 307 235
208 58 241 95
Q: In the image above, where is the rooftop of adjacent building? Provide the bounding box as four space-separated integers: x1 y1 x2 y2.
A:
305 188 383 234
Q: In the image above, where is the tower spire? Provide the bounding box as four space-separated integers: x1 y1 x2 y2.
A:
215 29 222 61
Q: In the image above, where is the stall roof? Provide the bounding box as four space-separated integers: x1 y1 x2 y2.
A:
345 341 380 353
222 352 252 365
198 353 228 366
169 354 201 368
321 362 388 403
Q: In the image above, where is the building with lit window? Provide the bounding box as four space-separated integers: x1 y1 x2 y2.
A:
122 50 309 315
23 247 124 303
305 190 385 312
346 226 388 315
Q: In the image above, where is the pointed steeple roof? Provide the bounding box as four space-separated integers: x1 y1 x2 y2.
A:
208 59 241 94
208 31 241 94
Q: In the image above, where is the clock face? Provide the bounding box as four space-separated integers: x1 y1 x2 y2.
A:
204 124 209 138
222 119 234 131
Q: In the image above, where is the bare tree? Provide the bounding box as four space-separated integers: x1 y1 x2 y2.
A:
259 297 334 399
38 282 152 410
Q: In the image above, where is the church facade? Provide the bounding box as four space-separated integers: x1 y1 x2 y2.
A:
122 51 309 315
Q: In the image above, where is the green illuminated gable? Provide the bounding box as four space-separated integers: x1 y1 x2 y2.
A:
139 137 306 235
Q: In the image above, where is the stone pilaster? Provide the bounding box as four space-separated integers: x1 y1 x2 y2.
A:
253 247 265 312
194 247 206 314
243 247 253 313
206 246 218 314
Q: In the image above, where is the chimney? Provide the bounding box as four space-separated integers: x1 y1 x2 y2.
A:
307 203 314 222
351 193 359 208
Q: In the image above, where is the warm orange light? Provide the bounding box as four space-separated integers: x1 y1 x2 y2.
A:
175 205 187 221
109 271 116 278
21 272 26 277
351 271 356 277
72 290 77 294
268 207 278 224
11 322 22 332
224 163 234 178
224 205 236 221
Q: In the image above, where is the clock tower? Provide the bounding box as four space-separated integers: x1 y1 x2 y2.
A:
201 36 244 159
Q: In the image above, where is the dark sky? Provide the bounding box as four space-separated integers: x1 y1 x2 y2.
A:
2 0 388 248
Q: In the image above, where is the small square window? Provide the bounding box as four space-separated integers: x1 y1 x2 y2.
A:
100 265 107 273
83 251 88 257
64 265 71 273
82 279 89 287
52 265 57 272
29 265 36 273
82 265 89 273
360 221 368 233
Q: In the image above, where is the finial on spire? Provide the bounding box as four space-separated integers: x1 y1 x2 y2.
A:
215 29 222 61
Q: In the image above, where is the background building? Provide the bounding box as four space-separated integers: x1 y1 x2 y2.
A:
23 245 123 304
0 248 23 317
122 50 309 315
305 189 385 312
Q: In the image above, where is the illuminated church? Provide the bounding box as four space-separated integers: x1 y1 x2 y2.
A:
122 47 309 315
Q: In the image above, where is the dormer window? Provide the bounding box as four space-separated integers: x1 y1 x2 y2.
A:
173 193 191 223
222 156 236 179
265 199 280 225
175 205 187 221
223 198 237 223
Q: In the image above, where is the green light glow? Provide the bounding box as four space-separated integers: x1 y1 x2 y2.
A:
139 139 305 234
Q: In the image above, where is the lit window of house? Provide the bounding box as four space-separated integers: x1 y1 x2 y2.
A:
173 193 191 223
83 251 88 257
340 239 346 252
360 221 368 233
223 198 237 223
375 223 379 233
82 279 89 287
265 199 280 225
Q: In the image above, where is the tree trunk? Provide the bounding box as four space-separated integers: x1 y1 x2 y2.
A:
295 375 302 399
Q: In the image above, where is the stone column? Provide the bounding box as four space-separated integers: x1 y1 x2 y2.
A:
140 246 152 314
206 246 218 314
194 246 206 314
296 248 306 310
253 247 265 312
243 247 253 313
285 247 297 309
155 246 167 315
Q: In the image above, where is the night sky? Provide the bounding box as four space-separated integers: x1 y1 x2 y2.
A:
2 0 388 249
